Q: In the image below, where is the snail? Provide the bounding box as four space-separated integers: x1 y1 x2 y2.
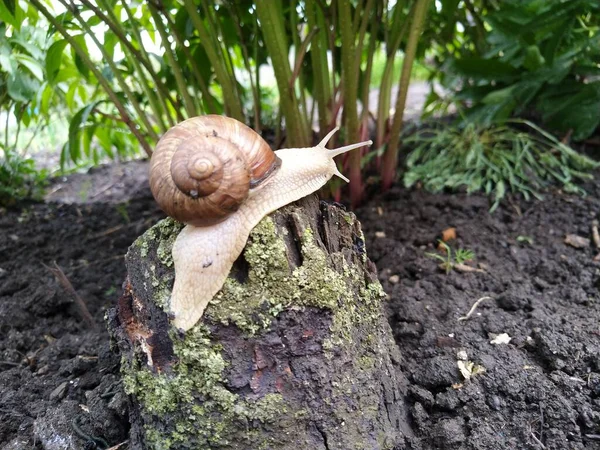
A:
149 115 372 331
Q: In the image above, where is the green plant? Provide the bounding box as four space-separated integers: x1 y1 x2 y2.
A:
0 17 51 204
426 241 474 274
380 0 433 190
0 153 48 206
516 235 534 245
10 0 435 206
428 0 600 140
404 119 599 211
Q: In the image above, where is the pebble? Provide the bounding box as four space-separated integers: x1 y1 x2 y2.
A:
49 382 68 401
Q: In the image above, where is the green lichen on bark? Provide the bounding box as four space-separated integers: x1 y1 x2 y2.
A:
122 325 286 449
206 218 358 335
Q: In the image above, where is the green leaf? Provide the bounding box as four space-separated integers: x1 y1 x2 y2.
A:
0 42 14 74
191 44 213 86
95 126 114 159
523 45 545 71
9 35 43 60
40 82 53 116
68 101 104 164
537 81 600 140
71 34 90 80
46 39 68 83
494 179 506 203
65 81 78 110
103 32 117 60
0 0 18 29
452 57 518 81
13 54 44 81
7 71 38 102
482 85 515 105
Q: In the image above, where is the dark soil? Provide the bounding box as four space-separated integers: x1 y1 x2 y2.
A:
1 161 600 449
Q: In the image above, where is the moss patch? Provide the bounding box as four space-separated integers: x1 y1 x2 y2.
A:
206 217 382 341
123 325 286 449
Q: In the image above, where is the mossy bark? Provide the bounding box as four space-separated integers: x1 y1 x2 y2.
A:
107 195 411 450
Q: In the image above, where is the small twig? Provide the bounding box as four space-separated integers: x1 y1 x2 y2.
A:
91 182 117 199
454 263 485 273
289 27 320 90
94 224 125 238
0 360 21 367
44 262 98 330
531 432 546 449
458 296 492 322
560 129 573 145
585 434 600 441
106 442 129 450
92 107 125 124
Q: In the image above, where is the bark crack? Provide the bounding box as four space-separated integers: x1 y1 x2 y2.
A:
315 423 331 450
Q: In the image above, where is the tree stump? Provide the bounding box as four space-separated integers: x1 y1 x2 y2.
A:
107 195 410 449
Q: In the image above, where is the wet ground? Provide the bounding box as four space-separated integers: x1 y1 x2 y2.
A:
1 159 600 449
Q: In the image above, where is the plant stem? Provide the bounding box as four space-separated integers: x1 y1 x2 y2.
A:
82 0 168 133
228 2 261 131
160 9 218 114
120 0 180 125
382 0 431 190
183 0 244 121
3 102 10 153
338 0 362 205
29 0 153 156
463 0 487 53
255 0 310 147
353 0 375 78
200 0 244 112
361 13 379 122
61 0 159 142
253 12 262 131
289 0 309 124
306 0 332 137
148 4 196 118
376 0 410 148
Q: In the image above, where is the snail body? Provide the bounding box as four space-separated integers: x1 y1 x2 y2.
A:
150 115 371 331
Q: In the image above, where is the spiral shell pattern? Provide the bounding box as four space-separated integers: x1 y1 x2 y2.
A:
149 115 280 226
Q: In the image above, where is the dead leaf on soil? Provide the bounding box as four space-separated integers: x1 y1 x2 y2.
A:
565 234 590 249
441 227 457 242
489 333 512 345
457 360 486 381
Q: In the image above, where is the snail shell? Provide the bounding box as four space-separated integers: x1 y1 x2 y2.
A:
149 115 281 227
